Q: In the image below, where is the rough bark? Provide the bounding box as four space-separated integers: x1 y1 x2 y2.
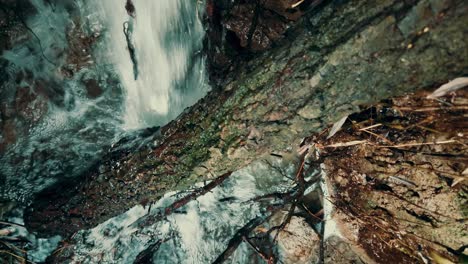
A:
26 0 468 244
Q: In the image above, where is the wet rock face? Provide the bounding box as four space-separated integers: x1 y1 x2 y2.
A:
0 0 103 154
15 85 48 123
0 84 50 153
0 0 35 48
204 0 323 81
25 0 468 239
64 18 99 74
0 0 123 207
0 1 37 153
83 79 103 98
0 70 68 153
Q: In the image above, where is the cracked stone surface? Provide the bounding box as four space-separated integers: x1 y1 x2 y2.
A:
25 0 468 247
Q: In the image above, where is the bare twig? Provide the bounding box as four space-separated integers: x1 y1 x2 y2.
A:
361 129 394 145
212 216 269 264
324 140 367 148
396 106 468 112
291 0 305 8
358 123 382 131
378 140 457 148
0 221 25 228
0 250 27 263
135 172 232 227
242 236 274 263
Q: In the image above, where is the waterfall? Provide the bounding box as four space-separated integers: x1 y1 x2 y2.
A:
94 0 210 130
0 0 127 203
0 0 210 261
0 0 210 203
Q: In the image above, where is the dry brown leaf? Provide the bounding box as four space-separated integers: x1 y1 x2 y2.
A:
327 115 348 139
427 77 468 99
0 228 11 236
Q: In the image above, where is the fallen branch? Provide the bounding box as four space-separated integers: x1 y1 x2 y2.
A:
324 140 367 148
396 106 468 112
212 216 268 264
242 236 274 263
214 147 323 263
378 139 457 148
135 171 232 227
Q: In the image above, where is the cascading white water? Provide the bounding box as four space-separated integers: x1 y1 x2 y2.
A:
0 0 210 203
94 0 210 129
65 158 320 263
1 0 210 261
0 0 127 204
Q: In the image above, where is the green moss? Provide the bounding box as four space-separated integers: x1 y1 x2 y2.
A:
221 128 242 154
365 199 378 210
244 68 272 90
182 147 209 171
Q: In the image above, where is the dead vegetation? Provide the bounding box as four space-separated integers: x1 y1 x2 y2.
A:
212 146 324 263
0 221 29 264
313 85 467 263
11 80 468 263
51 84 466 263
207 84 467 263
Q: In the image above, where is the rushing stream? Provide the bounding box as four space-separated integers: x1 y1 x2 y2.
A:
1 0 210 261
94 0 209 129
1 0 326 263
0 0 209 203
63 158 321 263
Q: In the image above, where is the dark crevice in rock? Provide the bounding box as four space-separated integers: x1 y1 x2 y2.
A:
405 209 437 226
204 0 327 86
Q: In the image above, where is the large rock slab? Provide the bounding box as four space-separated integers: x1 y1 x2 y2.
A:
26 0 468 243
